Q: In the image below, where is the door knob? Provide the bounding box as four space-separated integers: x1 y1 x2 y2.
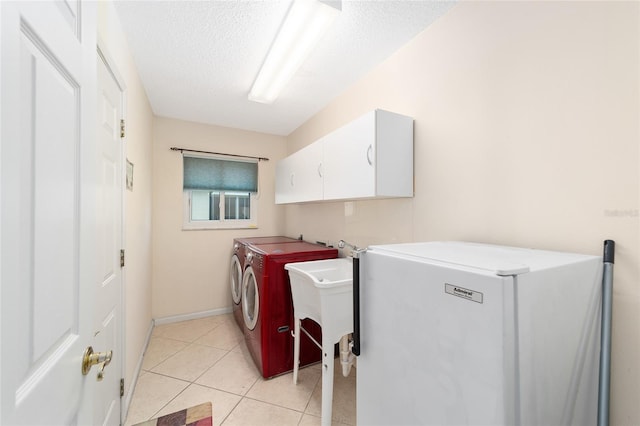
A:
82 346 112 381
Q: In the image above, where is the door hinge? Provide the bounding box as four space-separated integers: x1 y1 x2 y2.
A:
120 249 125 268
120 119 125 138
120 378 124 397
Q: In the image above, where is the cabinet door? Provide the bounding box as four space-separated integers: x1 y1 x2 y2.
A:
323 112 376 200
375 110 414 197
275 142 323 204
275 154 296 204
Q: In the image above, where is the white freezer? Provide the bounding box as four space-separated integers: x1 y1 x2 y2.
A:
357 242 602 426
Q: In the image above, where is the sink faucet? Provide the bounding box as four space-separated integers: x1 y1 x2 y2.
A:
338 240 366 258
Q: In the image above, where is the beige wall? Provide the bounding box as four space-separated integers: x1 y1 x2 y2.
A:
286 2 639 424
152 117 287 319
97 1 154 404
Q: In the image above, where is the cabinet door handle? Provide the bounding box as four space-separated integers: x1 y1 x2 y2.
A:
318 162 323 177
290 173 295 187
366 144 373 166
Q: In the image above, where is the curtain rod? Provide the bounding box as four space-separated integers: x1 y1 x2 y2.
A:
170 147 269 161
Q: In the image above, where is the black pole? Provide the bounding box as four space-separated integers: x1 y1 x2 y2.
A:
352 256 361 356
598 240 615 426
170 146 269 161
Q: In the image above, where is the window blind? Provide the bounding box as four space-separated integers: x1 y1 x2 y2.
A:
183 156 258 192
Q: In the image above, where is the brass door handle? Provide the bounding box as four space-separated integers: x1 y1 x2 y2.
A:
82 346 113 381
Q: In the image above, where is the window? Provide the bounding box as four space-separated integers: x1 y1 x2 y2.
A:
182 154 258 229
189 191 253 221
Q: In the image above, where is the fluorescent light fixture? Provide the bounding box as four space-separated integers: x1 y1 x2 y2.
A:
249 0 341 104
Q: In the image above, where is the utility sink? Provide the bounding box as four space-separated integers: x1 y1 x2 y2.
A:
285 257 354 426
285 257 354 346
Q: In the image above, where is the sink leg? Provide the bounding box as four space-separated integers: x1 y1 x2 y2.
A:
321 341 334 426
293 316 300 385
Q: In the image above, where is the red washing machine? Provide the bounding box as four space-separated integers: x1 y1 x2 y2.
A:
230 237 299 329
242 241 338 378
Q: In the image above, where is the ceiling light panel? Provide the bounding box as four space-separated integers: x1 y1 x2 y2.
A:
249 0 341 104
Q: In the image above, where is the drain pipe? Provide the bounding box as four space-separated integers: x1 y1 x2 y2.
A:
339 335 355 377
598 240 615 426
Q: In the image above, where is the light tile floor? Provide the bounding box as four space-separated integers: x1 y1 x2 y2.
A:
124 314 356 426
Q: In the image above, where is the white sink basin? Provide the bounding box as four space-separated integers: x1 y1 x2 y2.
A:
286 258 353 288
285 258 353 338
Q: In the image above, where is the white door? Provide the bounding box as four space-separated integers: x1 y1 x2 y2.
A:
95 51 124 426
0 1 101 424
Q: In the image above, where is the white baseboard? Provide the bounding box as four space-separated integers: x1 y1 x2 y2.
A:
153 307 233 326
121 319 154 424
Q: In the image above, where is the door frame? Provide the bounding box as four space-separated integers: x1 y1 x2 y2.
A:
97 38 127 425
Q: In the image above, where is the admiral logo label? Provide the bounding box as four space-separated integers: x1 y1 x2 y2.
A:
445 283 483 304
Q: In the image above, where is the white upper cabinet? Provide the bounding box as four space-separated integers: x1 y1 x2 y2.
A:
322 112 376 200
275 141 323 204
275 109 413 204
323 110 413 200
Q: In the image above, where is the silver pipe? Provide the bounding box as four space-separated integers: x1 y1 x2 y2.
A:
338 240 362 258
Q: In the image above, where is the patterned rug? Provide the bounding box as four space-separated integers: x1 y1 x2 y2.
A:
133 402 212 426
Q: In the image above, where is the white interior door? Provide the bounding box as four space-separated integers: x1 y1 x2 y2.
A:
1 1 98 425
95 50 124 426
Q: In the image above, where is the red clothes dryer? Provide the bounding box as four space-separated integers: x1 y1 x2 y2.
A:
230 236 299 329
242 242 338 378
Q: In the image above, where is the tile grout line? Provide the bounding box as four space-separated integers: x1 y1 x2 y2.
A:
146 381 191 422
139 339 263 424
131 315 358 426
137 320 230 422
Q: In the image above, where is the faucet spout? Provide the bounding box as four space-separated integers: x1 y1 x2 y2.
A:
338 240 357 251
338 240 366 258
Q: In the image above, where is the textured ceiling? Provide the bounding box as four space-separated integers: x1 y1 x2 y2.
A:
113 1 456 136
